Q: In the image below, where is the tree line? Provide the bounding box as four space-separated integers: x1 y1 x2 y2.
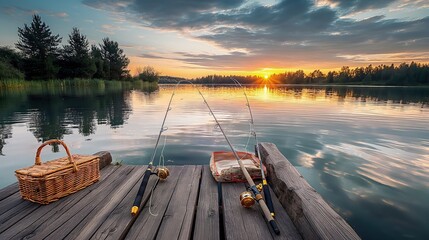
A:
271 63 429 85
193 63 429 86
192 75 264 84
0 15 159 82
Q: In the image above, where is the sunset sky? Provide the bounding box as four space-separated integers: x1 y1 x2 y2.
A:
0 0 428 78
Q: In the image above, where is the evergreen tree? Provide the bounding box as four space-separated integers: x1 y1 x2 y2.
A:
16 15 62 80
59 28 95 79
100 38 129 80
91 44 109 79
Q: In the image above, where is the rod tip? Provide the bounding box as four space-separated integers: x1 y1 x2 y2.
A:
131 206 139 216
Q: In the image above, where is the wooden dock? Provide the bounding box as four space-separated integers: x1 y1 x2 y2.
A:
0 143 360 240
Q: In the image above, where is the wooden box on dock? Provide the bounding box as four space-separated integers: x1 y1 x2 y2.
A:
15 139 100 204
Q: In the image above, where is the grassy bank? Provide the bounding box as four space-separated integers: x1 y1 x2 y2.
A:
0 79 158 95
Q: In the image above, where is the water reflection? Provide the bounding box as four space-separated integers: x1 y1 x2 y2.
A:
0 84 428 239
0 83 158 153
252 84 429 105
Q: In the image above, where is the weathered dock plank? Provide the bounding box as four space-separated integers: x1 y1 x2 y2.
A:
125 166 183 240
222 183 274 240
0 198 38 234
176 167 201 240
193 166 220 240
156 165 202 240
0 192 30 216
67 166 147 239
267 187 302 240
259 142 361 240
0 183 18 201
44 166 136 239
91 173 159 240
0 194 36 231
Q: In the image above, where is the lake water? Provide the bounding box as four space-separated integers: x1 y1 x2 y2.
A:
1 84 428 239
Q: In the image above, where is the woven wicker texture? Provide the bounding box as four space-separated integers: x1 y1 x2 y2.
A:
15 139 100 204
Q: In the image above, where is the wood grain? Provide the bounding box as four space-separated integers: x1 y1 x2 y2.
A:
222 183 273 240
156 165 202 240
125 166 183 240
193 166 220 240
259 142 361 240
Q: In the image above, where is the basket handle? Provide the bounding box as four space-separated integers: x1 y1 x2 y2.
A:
35 139 78 172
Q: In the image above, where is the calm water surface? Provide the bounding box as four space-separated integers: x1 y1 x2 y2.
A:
1 84 428 239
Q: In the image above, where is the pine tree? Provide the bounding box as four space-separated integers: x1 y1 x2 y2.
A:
16 15 62 80
59 28 95 79
100 38 129 80
91 45 109 79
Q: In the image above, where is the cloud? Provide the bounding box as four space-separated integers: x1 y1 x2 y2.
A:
324 0 396 12
396 0 429 10
99 24 122 34
0 6 38 16
337 52 429 63
54 12 68 18
1 5 69 19
83 0 429 70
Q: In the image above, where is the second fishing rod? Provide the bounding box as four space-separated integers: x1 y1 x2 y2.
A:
196 87 280 235
230 78 275 218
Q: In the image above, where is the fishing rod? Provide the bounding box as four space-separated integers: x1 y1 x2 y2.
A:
196 87 280 235
130 83 179 216
230 78 275 217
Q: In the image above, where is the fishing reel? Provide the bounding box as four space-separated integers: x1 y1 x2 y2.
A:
239 191 256 208
157 167 170 180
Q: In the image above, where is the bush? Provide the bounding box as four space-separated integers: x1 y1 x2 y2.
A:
136 66 159 82
0 61 25 80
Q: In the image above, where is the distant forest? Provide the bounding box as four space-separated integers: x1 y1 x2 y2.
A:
193 63 429 86
0 15 158 82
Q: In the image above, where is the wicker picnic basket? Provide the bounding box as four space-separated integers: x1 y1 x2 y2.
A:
15 139 100 204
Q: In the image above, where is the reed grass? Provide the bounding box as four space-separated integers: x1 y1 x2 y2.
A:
0 79 158 95
0 79 28 89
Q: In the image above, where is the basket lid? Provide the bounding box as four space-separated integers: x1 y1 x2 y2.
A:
15 154 98 177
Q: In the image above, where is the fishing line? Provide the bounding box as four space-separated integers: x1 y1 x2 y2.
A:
131 82 180 216
229 77 276 217
241 121 253 153
194 84 280 234
158 135 168 168
148 178 160 217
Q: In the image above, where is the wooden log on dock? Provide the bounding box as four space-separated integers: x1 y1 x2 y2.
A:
94 151 112 169
259 142 360 240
